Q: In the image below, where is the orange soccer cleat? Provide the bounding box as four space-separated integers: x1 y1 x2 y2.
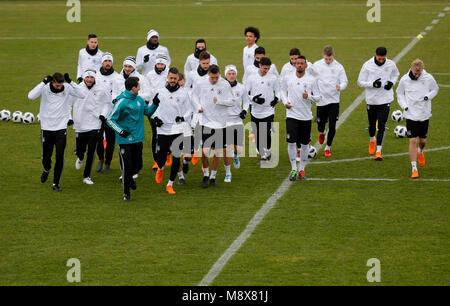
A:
369 138 376 155
374 152 383 161
248 133 256 143
417 149 425 167
165 154 172 167
155 169 164 184
191 152 199 166
152 161 158 171
166 185 176 194
410 169 419 179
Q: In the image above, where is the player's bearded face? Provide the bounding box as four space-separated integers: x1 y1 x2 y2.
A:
84 76 95 86
199 59 210 71
52 81 63 90
375 55 386 64
123 64 134 75
102 60 112 70
412 68 423 79
295 60 307 73
167 73 179 87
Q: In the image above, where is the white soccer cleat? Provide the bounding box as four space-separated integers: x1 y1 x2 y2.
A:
233 156 240 169
75 158 83 170
133 174 138 180
224 174 232 183
83 177 94 185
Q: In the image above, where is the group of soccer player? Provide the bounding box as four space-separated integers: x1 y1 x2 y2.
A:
27 26 439 201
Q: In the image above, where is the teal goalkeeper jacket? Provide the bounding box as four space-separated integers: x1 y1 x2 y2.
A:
107 90 158 145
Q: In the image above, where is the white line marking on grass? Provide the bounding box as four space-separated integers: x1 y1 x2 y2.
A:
425 26 433 30
310 146 450 164
0 36 416 41
438 84 450 87
438 12 445 17
433 73 450 75
432 19 440 24
198 12 446 287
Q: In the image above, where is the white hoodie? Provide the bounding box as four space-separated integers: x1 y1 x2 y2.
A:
313 58 348 106
112 69 152 102
396 69 439 121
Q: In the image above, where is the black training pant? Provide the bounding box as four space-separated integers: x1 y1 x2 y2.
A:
119 142 143 196
75 130 99 178
367 103 390 146
41 129 67 185
316 103 339 147
251 114 274 155
156 134 182 182
96 123 116 165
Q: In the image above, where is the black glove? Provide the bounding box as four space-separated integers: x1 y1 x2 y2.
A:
424 96 429 101
119 130 131 138
67 119 74 126
112 98 117 104
144 54 150 63
270 96 279 107
77 77 83 84
175 116 185 123
373 78 382 88
152 93 160 106
99 115 106 124
64 73 72 83
404 107 409 111
144 100 149 105
384 81 393 90
252 94 265 104
239 110 247 119
43 75 53 84
154 116 163 127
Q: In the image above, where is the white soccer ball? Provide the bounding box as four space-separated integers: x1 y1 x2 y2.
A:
36 113 40 123
12 111 23 123
308 145 317 159
391 110 404 122
394 125 407 138
0 109 11 121
22 112 35 124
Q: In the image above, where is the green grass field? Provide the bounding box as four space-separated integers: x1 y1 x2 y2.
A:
0 0 449 286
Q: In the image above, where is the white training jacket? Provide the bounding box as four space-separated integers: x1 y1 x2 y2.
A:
153 85 192 136
242 63 279 85
77 48 103 80
96 69 120 115
191 77 235 129
136 44 171 76
112 69 152 102
357 57 400 105
245 72 281 119
313 58 348 106
226 82 250 127
242 44 258 72
281 72 322 121
396 69 439 121
184 53 218 75
145 68 168 98
71 82 110 132
28 81 83 131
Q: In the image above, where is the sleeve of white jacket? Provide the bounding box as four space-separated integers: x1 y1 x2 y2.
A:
357 64 373 88
242 89 250 112
76 50 83 80
395 78 407 110
68 82 86 99
273 76 282 101
309 78 322 102
339 66 349 91
389 63 400 85
28 82 44 100
138 77 152 102
136 48 144 71
426 75 439 100
191 83 202 112
182 95 192 121
183 57 191 75
100 89 111 117
280 78 289 106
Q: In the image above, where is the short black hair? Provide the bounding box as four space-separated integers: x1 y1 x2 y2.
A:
196 38 206 45
298 55 307 62
199 51 211 60
244 26 260 42
52 72 64 83
260 57 271 66
168 67 179 75
376 46 387 56
208 64 220 74
88 33 97 40
254 46 266 55
125 77 139 91
289 48 301 56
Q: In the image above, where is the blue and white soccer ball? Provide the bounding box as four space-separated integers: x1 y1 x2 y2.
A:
0 109 11 121
394 125 407 138
308 145 317 159
12 111 23 123
22 112 35 124
391 110 404 122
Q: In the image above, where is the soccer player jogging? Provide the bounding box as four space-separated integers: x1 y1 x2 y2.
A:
281 56 321 180
112 56 152 102
280 48 301 81
184 39 218 75
314 45 348 157
77 34 103 83
246 57 281 164
153 68 192 194
358 46 400 160
243 27 260 73
192 65 235 188
136 29 171 76
396 59 439 179
71 70 110 185
95 52 120 172
223 64 249 182
107 77 159 201
242 46 279 85
28 72 84 191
